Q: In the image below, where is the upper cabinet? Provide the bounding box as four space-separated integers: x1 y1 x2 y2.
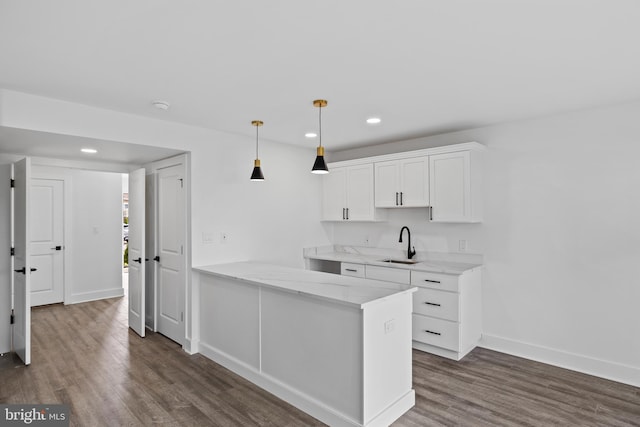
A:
375 157 429 208
323 142 484 223
322 163 384 221
429 150 482 223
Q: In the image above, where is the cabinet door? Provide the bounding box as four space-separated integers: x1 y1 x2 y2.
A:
322 167 347 221
399 157 429 207
374 160 399 207
429 151 470 222
346 164 374 221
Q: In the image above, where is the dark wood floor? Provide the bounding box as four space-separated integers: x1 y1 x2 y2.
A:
1 296 639 426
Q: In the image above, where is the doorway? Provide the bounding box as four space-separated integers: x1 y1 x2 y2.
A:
29 177 64 306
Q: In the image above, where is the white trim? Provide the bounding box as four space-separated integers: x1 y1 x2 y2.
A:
480 334 640 388
199 342 366 427
328 141 486 169
66 287 124 305
183 337 199 355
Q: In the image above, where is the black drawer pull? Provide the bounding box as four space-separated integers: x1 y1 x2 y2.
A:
345 269 358 272
424 302 441 307
424 330 441 336
424 279 441 284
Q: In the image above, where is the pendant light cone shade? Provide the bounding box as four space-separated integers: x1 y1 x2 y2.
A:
250 120 265 181
311 99 329 174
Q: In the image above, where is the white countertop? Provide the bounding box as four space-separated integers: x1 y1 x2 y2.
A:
194 261 416 309
305 249 481 275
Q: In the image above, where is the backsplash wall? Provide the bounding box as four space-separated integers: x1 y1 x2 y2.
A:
329 209 484 255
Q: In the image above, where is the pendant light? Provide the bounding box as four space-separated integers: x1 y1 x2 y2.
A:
311 99 329 174
250 120 265 181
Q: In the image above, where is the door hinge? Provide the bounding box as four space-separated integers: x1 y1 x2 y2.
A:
10 179 15 188
10 247 14 256
10 309 14 325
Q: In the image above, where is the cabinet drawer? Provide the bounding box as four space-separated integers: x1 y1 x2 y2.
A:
365 265 411 284
413 288 459 321
341 262 365 278
411 270 459 292
412 314 459 351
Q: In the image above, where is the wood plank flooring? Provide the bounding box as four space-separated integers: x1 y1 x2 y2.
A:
1 295 639 426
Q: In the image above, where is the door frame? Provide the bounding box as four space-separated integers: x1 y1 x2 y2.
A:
30 166 72 305
145 153 192 352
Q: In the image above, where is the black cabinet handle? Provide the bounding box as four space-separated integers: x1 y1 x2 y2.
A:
13 267 36 274
395 192 399 206
424 330 442 336
345 269 358 272
429 206 433 221
133 257 142 263
50 246 62 251
346 208 349 220
153 256 160 262
400 192 403 206
342 208 345 220
424 279 441 284
424 302 441 307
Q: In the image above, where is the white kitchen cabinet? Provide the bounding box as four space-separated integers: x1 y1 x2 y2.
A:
429 150 483 222
322 163 383 221
341 262 365 278
410 268 482 361
374 157 429 208
365 265 411 285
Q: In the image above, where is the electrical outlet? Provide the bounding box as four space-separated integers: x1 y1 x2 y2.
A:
364 235 370 246
459 240 467 252
384 319 395 334
220 232 228 243
202 232 214 244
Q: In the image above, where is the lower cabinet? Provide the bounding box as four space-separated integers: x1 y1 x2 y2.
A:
410 269 482 361
364 265 410 284
355 263 482 361
340 262 365 278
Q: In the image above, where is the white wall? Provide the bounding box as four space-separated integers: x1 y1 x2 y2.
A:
66 169 123 303
330 100 640 386
0 164 11 353
0 89 331 269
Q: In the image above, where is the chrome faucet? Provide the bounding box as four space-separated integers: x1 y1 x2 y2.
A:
399 226 416 260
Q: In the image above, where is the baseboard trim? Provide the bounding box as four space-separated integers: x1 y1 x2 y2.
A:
183 337 199 355
199 342 365 427
480 334 640 388
66 288 124 305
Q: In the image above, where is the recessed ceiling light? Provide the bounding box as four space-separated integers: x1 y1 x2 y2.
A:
81 148 97 154
152 100 170 110
305 132 317 138
366 117 381 125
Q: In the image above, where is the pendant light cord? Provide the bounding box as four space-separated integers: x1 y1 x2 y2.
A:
318 104 322 148
255 124 259 160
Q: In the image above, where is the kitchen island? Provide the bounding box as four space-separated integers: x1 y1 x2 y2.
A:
192 262 417 427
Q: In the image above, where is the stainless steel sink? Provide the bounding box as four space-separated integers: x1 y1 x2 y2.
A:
379 259 420 265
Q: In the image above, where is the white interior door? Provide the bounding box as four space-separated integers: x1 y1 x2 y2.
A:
157 164 185 344
13 158 31 365
128 168 145 337
30 178 64 306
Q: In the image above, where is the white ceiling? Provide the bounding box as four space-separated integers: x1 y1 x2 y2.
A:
1 0 640 156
